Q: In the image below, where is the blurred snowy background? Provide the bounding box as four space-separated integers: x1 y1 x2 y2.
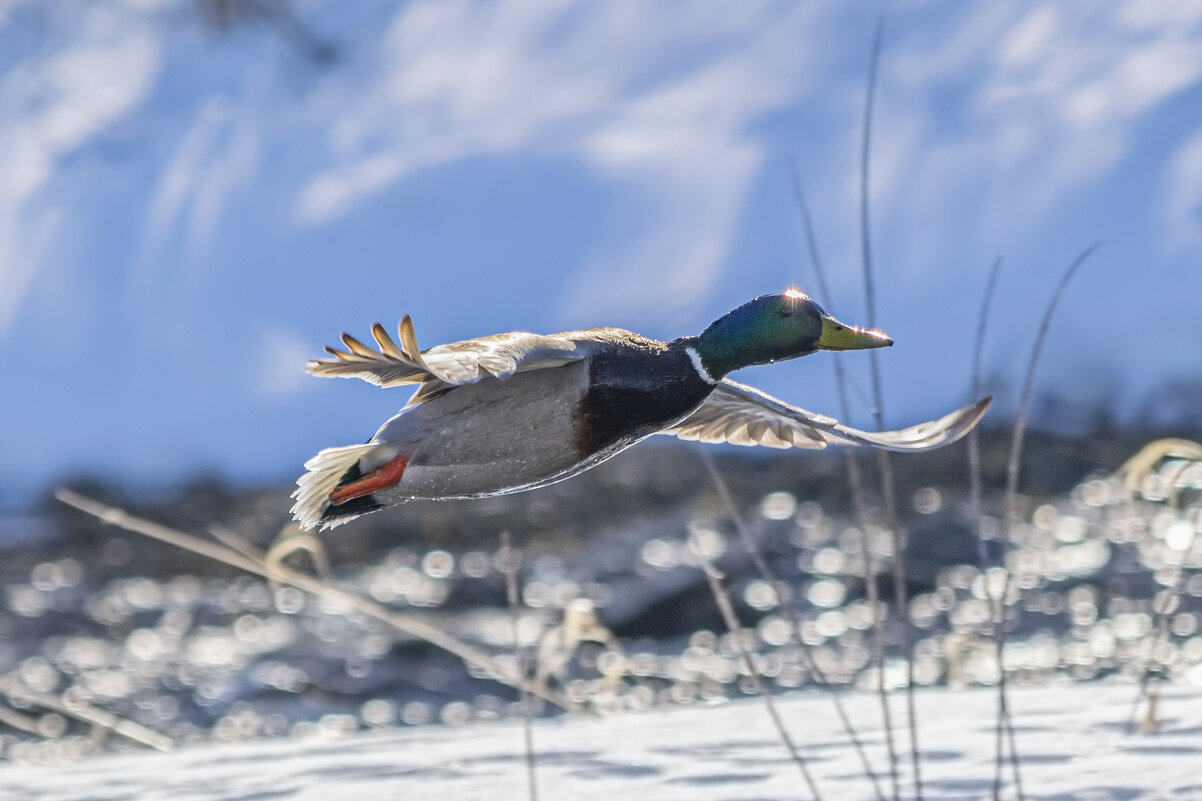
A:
2 0 1201 505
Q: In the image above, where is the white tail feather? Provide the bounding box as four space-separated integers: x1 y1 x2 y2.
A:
290 443 378 531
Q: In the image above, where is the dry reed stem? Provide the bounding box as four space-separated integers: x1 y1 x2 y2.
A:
53 488 571 712
857 18 920 801
964 257 1024 800
0 676 175 752
1132 520 1199 733
968 256 1003 571
1117 440 1202 733
696 557 823 801
499 532 539 801
992 243 1100 799
790 160 896 800
699 449 886 801
0 703 40 737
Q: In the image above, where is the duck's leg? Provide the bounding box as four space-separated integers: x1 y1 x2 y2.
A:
329 454 409 505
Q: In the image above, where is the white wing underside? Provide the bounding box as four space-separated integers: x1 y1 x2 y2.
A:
306 317 613 407
662 379 991 453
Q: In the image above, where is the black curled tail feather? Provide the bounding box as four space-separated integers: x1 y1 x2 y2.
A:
319 494 385 527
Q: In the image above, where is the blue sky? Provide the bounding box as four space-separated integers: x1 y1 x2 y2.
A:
2 1 1201 507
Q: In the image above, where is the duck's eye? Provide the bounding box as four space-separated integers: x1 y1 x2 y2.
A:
777 308 795 318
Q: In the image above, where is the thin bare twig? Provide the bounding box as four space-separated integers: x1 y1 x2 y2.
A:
1119 442 1202 733
964 257 1025 800
53 488 571 712
968 256 1003 565
0 677 175 752
1003 243 1103 568
858 17 920 801
1130 522 1199 733
859 19 883 335
0 703 40 737
697 557 823 801
993 243 1100 799
790 160 896 800
700 449 885 801
500 532 539 801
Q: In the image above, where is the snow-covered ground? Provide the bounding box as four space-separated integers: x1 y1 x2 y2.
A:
0 681 1197 800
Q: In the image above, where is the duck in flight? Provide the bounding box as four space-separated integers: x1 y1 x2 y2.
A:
292 290 990 530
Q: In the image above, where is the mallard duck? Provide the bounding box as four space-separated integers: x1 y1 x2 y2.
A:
292 290 990 530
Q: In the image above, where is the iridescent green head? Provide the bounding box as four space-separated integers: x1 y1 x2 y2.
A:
690 289 892 381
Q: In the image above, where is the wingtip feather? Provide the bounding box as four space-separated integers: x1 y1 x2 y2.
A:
397 315 423 362
340 332 378 358
371 322 407 360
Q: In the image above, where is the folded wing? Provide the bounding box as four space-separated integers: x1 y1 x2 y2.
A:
661 379 991 452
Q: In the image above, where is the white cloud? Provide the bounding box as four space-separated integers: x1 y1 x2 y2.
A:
996 7 1058 68
840 1 1202 280
6 0 1202 351
248 326 317 399
1116 1 1202 31
0 3 160 337
295 150 406 224
557 147 755 327
136 98 231 289
294 0 822 324
1163 129 1202 252
135 96 261 306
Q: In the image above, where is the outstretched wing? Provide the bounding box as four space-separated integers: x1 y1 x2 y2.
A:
306 317 603 406
661 379 991 452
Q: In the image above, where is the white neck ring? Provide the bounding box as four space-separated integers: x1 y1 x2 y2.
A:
685 346 718 385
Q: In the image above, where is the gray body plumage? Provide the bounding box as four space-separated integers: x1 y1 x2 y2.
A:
370 359 601 501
